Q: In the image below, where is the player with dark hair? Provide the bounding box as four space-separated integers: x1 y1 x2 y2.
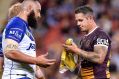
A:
2 0 55 79
63 6 111 79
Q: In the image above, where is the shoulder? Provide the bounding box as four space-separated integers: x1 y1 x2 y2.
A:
94 28 111 44
4 17 28 43
95 28 110 38
6 17 26 30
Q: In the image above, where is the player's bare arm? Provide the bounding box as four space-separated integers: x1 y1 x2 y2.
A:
63 42 108 64
76 45 108 64
4 39 55 67
4 39 37 64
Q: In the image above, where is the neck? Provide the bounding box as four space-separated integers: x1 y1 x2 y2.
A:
87 21 97 35
17 11 28 22
88 21 97 33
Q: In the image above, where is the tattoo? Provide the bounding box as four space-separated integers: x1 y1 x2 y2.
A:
5 44 18 51
79 45 108 63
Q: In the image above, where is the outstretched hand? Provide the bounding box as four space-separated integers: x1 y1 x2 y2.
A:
36 53 56 68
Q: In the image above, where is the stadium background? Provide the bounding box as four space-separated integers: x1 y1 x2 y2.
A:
0 0 119 79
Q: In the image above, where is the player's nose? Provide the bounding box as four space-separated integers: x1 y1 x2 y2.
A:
35 13 41 21
76 22 81 28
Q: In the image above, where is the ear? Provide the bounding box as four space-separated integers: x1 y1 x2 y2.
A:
86 15 93 20
27 5 33 12
89 15 93 19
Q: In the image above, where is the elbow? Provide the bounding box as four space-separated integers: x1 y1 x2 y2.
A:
97 58 104 64
97 60 103 64
5 51 15 60
95 53 105 64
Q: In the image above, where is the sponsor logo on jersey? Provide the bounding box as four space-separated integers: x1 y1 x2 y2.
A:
9 30 22 39
26 43 36 51
97 38 109 46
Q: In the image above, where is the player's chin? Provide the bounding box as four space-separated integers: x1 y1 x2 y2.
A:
80 28 86 32
80 29 85 32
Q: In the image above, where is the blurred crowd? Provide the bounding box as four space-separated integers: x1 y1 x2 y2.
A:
1 0 119 79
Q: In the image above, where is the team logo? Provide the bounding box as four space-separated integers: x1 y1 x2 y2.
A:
85 40 91 48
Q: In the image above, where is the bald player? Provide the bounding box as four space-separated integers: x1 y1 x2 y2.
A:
2 0 55 79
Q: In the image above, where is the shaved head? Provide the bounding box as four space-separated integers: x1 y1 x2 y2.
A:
21 0 41 11
17 0 41 29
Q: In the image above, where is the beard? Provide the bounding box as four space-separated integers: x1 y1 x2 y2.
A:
27 10 37 29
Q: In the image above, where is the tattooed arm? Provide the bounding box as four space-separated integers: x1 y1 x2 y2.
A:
4 39 55 66
76 45 108 64
63 42 108 64
4 39 37 64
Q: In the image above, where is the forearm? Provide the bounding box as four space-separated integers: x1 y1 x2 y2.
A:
5 50 36 64
77 49 101 64
4 39 36 64
63 39 108 64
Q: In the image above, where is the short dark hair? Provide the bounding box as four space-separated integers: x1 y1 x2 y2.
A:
75 5 93 15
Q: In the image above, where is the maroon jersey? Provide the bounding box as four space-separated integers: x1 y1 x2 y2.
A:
79 28 111 79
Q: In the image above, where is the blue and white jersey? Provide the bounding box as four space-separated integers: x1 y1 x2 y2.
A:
0 34 3 57
2 17 36 79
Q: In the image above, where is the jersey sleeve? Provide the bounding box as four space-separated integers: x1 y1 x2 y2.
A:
0 35 3 57
5 22 26 43
94 32 110 47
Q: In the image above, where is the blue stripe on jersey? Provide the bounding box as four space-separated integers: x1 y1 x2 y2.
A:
0 34 3 57
5 17 28 43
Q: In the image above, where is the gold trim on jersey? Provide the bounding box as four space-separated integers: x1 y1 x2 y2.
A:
106 60 110 78
81 67 94 79
106 70 110 78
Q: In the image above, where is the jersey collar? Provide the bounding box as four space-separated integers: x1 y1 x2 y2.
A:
85 26 98 36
